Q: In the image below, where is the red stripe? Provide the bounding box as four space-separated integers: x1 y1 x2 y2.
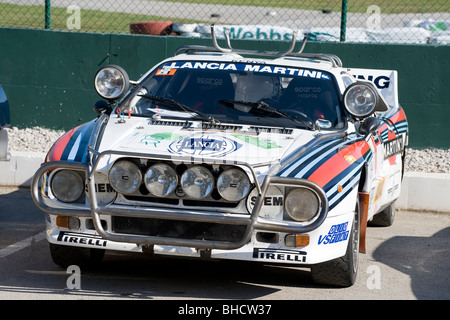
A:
47 125 81 162
308 140 369 188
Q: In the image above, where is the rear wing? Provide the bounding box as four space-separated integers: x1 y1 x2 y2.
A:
347 68 399 109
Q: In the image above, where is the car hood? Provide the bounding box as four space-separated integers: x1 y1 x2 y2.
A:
97 117 317 166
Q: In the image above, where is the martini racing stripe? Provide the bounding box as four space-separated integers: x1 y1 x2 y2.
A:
279 138 372 211
48 121 96 163
278 138 346 178
378 108 408 140
304 139 369 187
324 148 371 210
47 125 82 162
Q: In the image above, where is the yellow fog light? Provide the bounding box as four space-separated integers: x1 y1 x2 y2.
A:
285 234 310 247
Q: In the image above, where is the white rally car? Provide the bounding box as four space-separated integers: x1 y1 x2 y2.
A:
31 27 408 287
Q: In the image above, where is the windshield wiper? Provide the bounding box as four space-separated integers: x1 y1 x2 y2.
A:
138 94 219 124
219 99 314 129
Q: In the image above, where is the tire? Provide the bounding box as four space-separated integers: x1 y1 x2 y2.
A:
311 205 360 287
49 243 105 269
370 201 395 227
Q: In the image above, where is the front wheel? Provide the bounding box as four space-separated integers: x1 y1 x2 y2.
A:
311 205 360 287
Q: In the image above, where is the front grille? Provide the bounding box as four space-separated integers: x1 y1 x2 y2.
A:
123 194 240 208
112 216 247 242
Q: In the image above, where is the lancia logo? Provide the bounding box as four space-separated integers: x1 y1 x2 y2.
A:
168 134 242 157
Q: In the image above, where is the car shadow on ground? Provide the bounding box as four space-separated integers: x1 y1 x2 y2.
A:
75 252 318 299
0 239 320 300
372 226 450 299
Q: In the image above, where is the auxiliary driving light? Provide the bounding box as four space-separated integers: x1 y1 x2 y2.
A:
217 168 251 201
181 166 214 199
109 160 142 194
94 65 130 101
144 163 178 197
343 82 388 118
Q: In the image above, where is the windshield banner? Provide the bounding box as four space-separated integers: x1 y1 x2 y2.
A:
162 61 331 80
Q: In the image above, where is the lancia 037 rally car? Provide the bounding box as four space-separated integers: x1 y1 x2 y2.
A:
31 26 408 287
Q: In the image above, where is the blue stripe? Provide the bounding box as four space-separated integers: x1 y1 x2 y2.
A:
280 139 345 178
75 122 96 162
60 128 83 161
60 121 96 162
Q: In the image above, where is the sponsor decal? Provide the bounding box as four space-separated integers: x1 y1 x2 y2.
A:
156 68 177 76
344 154 356 164
318 222 349 245
232 134 282 150
126 131 183 148
353 74 390 89
253 248 307 262
246 186 284 219
383 136 403 160
168 134 241 157
94 183 114 193
57 231 107 247
91 173 117 205
374 177 385 203
162 61 331 80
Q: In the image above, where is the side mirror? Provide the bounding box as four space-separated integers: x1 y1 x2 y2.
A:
93 99 112 116
359 116 383 135
94 65 130 102
343 82 388 119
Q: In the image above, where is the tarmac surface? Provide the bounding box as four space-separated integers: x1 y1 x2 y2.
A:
0 186 449 300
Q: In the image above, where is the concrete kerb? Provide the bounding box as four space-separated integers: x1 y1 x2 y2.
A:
0 151 449 213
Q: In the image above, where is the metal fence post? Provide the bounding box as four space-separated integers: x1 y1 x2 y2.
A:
340 0 347 42
45 0 51 29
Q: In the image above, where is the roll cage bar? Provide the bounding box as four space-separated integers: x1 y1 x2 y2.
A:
174 24 343 68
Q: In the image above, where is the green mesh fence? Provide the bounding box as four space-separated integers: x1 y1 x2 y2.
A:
1 0 449 44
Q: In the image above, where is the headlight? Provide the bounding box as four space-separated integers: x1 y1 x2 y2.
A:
343 82 379 118
181 166 214 199
284 188 320 222
144 163 178 197
51 170 84 203
217 168 250 201
94 65 130 101
109 160 142 194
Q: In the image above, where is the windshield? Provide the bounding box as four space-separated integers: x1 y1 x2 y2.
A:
121 61 345 129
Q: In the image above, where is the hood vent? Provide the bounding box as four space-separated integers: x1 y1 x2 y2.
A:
150 120 192 128
202 123 243 131
250 126 293 135
149 120 293 135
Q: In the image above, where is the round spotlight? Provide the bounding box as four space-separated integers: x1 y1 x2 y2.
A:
284 188 320 222
94 65 130 101
109 160 142 194
51 170 84 203
181 166 214 199
217 168 251 201
343 83 378 118
144 163 178 197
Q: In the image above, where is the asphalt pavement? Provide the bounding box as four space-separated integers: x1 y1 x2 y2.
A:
0 186 449 301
